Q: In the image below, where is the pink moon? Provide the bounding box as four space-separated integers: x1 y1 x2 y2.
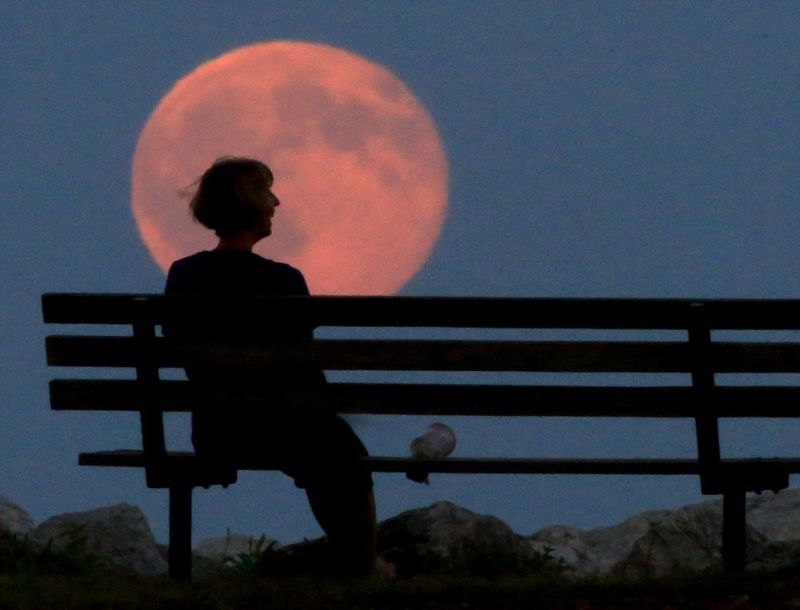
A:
131 41 448 295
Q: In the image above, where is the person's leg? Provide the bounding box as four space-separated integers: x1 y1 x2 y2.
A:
272 391 382 575
305 484 377 576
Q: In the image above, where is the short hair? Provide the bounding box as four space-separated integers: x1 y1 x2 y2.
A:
189 157 275 238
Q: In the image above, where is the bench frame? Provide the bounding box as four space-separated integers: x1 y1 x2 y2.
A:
43 294 800 578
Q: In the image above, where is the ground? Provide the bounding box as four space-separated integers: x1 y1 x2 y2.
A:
3 569 800 610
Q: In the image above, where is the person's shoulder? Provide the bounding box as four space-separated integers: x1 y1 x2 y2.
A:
249 254 309 292
168 251 212 271
246 252 293 272
165 251 214 292
266 259 303 278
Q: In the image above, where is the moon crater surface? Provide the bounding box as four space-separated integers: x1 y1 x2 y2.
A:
132 40 448 294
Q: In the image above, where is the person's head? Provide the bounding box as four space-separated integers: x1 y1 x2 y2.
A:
190 157 279 239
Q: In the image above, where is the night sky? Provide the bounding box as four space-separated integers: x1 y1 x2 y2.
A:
3 1 799 545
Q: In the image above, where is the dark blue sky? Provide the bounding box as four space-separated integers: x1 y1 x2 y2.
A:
2 2 799 544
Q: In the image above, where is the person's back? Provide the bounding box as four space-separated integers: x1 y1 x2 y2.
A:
166 249 306 298
164 248 316 367
164 248 326 456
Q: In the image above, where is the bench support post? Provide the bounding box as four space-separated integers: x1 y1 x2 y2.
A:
688 309 723 495
168 483 193 579
133 320 167 489
722 488 746 573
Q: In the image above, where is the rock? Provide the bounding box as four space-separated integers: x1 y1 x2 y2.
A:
191 533 277 578
378 501 543 577
611 490 800 577
193 531 281 576
747 488 800 542
527 525 589 572
527 491 800 578
6 486 800 579
32 503 168 574
747 539 800 572
528 509 673 576
195 532 279 560
0 496 35 536
612 501 729 577
582 509 673 574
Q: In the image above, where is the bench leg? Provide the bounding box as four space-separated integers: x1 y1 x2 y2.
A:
168 484 193 579
722 488 746 573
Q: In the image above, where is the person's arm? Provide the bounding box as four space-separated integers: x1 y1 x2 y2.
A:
285 267 317 339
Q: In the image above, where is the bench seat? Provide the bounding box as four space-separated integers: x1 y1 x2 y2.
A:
79 450 797 480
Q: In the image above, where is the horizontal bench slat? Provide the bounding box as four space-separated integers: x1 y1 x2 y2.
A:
46 335 800 373
359 457 800 476
51 380 699 416
45 294 700 327
77 450 800 475
49 379 800 417
715 342 800 372
42 293 800 330
47 336 694 372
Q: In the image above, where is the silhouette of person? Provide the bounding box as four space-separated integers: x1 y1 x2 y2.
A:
163 157 378 576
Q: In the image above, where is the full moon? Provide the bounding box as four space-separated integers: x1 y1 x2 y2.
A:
131 41 448 295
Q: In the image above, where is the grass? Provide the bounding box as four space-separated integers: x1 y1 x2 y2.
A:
3 530 800 609
4 570 800 610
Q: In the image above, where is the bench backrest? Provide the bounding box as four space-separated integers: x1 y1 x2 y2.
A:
43 294 800 491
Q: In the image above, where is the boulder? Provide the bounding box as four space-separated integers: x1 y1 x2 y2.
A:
747 488 800 542
611 501 730 577
610 490 800 577
194 532 280 560
527 491 800 578
747 539 800 572
7 486 800 578
0 496 35 536
527 524 588 569
32 503 167 574
581 509 673 574
528 509 672 576
378 501 543 577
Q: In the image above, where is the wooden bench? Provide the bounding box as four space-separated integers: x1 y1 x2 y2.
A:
42 293 800 578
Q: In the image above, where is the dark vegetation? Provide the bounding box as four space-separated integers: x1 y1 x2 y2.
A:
2 529 800 610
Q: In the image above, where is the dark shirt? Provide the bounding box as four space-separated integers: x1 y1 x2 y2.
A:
163 249 317 351
162 250 370 487
163 250 324 393
165 249 309 298
164 249 312 343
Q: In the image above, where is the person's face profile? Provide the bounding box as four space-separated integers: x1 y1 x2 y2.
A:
256 186 280 239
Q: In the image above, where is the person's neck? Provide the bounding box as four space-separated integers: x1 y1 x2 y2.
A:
214 233 258 252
